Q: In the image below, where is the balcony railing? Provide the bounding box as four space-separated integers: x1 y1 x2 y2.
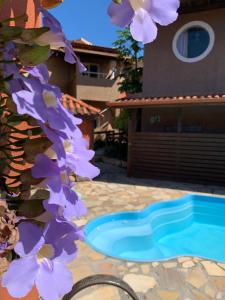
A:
82 71 116 80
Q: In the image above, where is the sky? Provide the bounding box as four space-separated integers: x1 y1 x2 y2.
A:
51 0 119 47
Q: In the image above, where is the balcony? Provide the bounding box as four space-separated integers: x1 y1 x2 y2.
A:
76 71 120 102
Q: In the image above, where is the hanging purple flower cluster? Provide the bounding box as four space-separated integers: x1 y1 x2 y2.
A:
1 8 99 300
0 1 180 299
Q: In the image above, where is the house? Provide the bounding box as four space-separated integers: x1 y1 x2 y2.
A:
0 0 41 28
62 94 101 148
47 38 123 130
108 0 225 185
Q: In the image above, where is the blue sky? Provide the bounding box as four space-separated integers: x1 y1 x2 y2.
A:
51 0 119 47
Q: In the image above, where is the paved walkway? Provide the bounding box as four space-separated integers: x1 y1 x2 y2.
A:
69 163 225 300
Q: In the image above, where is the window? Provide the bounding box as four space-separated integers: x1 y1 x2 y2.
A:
83 64 99 78
172 21 215 63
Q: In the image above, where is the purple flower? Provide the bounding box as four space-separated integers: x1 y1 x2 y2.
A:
32 154 87 220
11 78 82 138
40 123 100 179
108 0 180 43
2 220 82 300
39 7 86 72
24 64 49 84
0 242 8 252
63 137 100 179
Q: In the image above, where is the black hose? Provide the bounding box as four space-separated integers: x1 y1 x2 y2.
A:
63 274 139 300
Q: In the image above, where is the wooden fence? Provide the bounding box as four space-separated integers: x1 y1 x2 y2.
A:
128 132 225 185
94 130 128 160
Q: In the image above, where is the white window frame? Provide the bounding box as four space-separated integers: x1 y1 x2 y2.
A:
172 21 215 63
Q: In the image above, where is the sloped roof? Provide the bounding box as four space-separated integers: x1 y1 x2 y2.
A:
62 94 101 116
71 40 119 58
108 94 225 108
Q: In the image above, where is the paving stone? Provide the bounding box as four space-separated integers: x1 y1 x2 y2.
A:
75 286 120 300
130 267 139 273
204 286 217 298
141 264 150 274
186 268 208 288
99 262 114 274
88 251 104 261
152 262 159 267
216 292 223 299
123 274 157 293
193 257 202 262
117 265 127 272
210 278 225 291
163 262 178 269
179 268 188 273
74 218 88 227
201 261 225 276
191 290 210 300
182 260 195 268
217 263 225 270
70 264 94 282
157 290 180 300
127 262 135 267
156 267 185 290
177 257 191 263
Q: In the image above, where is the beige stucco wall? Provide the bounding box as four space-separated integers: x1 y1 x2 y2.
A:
76 75 120 102
143 8 225 97
46 54 76 96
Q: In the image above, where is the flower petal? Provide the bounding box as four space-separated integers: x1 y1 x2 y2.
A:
44 218 80 263
67 155 100 179
24 64 49 84
2 256 39 298
150 0 180 26
108 0 134 27
32 154 60 179
130 8 158 43
15 222 44 257
36 261 73 300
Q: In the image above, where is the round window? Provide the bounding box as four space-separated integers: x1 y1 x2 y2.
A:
172 21 215 63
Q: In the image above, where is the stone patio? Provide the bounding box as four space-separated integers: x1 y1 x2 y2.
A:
69 162 225 300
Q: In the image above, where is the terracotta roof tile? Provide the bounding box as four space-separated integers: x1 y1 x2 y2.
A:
108 94 225 108
62 94 101 116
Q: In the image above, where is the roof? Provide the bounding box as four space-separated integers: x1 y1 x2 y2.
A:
108 95 225 108
74 38 93 46
180 0 225 13
62 94 101 116
71 40 119 58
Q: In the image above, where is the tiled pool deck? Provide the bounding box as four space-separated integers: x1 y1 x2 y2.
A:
69 163 225 300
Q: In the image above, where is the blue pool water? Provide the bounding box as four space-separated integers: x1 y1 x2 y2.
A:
84 194 225 262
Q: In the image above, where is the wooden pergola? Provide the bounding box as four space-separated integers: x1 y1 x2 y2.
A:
180 0 225 13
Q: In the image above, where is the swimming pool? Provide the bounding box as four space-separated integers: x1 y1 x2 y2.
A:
84 194 225 262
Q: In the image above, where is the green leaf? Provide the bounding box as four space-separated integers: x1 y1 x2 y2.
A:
21 27 49 42
1 13 28 24
18 45 50 66
0 26 22 41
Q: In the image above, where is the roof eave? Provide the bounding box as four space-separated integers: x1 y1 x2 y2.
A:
179 0 225 14
108 97 225 108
